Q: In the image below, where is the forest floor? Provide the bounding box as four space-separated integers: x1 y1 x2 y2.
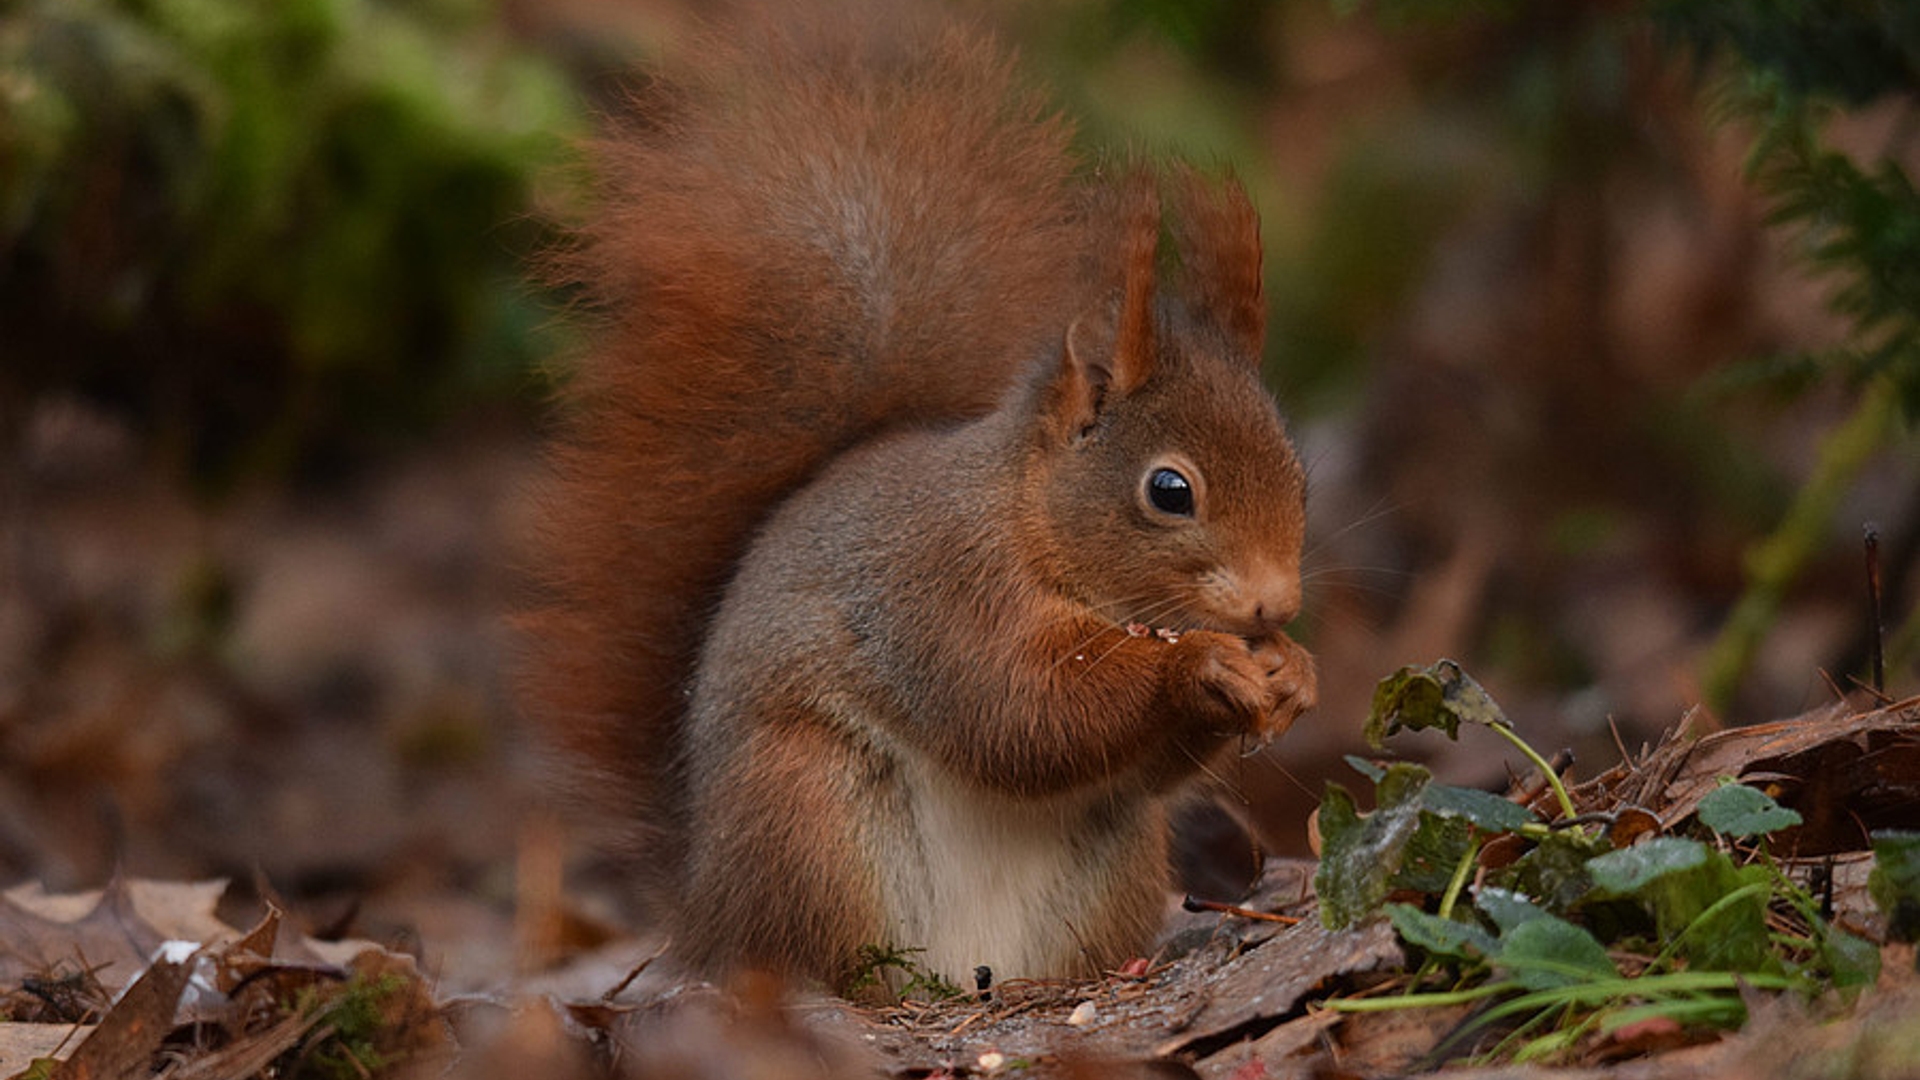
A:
3 699 1917 1079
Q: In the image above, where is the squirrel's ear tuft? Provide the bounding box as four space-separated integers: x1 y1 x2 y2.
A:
1044 175 1159 441
1169 166 1264 366
1044 187 1159 440
1040 180 1161 443
1110 177 1160 394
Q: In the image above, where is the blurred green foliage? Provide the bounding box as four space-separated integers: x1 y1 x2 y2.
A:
1660 0 1920 420
1650 0 1920 705
0 0 579 487
1657 0 1920 108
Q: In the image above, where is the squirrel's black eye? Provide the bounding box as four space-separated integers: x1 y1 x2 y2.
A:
1146 467 1195 517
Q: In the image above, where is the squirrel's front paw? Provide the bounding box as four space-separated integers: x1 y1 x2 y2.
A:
1247 633 1316 743
1174 631 1277 734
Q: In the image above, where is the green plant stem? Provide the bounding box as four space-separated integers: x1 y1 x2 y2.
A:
1472 970 1795 1025
1599 996 1748 1034
1701 376 1903 714
1490 723 1577 821
1323 968 1799 1015
1437 838 1480 920
1324 981 1515 1012
1504 1006 1583 1065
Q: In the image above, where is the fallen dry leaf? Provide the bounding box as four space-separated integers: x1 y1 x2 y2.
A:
1572 697 1920 853
0 878 168 997
51 950 194 1080
0 1023 82 1078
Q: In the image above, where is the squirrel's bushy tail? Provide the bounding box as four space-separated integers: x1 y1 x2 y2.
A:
519 12 1097 899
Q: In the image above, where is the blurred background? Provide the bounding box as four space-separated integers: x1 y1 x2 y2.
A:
2 0 1917 986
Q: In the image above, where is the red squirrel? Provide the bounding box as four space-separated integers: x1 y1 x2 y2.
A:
520 11 1316 992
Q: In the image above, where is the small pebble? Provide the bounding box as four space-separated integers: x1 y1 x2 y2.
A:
1066 1000 1097 1026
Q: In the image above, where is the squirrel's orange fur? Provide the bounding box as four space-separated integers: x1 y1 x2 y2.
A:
520 11 1316 992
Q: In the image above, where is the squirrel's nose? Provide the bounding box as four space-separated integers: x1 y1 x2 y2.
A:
1248 575 1302 633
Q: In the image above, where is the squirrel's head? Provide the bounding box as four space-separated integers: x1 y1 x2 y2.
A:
1026 171 1306 641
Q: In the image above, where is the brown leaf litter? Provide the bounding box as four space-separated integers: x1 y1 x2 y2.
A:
4 697 1918 1079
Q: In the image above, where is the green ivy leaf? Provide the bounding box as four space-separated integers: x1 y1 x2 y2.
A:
1365 660 1508 749
1317 762 1494 926
1869 830 1920 943
1495 915 1618 991
1818 924 1882 989
1676 868 1776 975
1589 838 1774 973
1496 830 1611 916
1475 887 1550 934
1386 903 1498 963
1397 813 1477 895
1697 783 1803 837
1421 782 1540 833
1316 768 1430 929
1587 837 1710 893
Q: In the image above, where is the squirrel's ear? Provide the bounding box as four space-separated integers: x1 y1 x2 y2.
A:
1040 314 1108 441
1170 166 1264 366
1040 183 1160 442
